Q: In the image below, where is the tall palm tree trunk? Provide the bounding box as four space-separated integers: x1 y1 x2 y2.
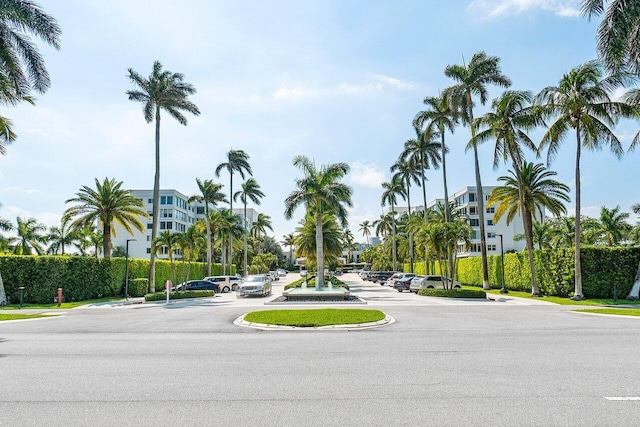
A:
573 129 583 299
229 173 234 275
103 223 111 259
515 167 540 296
205 208 211 276
406 179 414 273
243 201 248 276
315 211 325 290
467 98 490 290
420 158 430 275
441 130 454 280
391 201 397 271
149 108 161 293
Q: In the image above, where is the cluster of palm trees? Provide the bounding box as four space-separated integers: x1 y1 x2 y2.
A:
369 47 640 299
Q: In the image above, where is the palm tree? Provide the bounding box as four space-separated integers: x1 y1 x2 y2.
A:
284 155 353 289
373 212 394 240
63 178 147 261
152 230 181 287
381 177 406 271
536 60 635 299
581 0 640 73
342 229 355 263
473 90 542 295
13 216 46 255
444 51 512 290
597 205 631 246
0 204 13 252
89 229 103 259
250 213 273 254
294 213 344 267
177 225 205 284
188 179 226 276
358 220 372 246
414 93 458 222
391 158 421 273
489 162 570 294
215 149 252 274
127 61 200 292
46 217 77 255
515 220 554 250
399 130 442 215
281 232 296 266
234 178 265 276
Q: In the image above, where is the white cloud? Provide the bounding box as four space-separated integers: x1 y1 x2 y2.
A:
348 161 385 189
374 75 414 90
467 0 581 19
1 186 44 196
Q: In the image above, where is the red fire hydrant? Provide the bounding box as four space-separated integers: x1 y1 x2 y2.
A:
57 288 63 307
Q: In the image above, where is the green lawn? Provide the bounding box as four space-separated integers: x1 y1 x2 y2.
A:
0 297 124 310
243 309 386 327
0 313 58 321
575 308 640 317
476 287 640 306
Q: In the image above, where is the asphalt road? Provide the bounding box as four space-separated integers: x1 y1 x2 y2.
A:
2 273 640 426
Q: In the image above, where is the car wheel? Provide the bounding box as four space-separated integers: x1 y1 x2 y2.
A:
232 284 238 291
454 285 461 289
397 289 402 292
427 286 434 289
223 286 230 293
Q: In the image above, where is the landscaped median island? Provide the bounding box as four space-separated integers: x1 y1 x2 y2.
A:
144 290 214 302
284 276 350 290
242 309 385 327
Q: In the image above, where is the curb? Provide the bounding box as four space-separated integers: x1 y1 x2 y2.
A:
234 313 395 331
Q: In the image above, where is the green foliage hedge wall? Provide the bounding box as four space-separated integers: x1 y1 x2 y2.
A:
0 255 232 303
405 247 640 298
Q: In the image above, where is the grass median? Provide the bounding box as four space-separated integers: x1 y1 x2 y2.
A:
243 308 385 327
574 308 640 317
0 313 59 321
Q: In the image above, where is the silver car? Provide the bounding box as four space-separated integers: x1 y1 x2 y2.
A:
410 275 462 293
237 274 272 297
204 275 242 293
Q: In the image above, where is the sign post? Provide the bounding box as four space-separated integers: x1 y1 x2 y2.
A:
165 280 172 304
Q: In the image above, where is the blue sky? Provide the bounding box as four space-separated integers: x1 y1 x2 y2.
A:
1 0 638 245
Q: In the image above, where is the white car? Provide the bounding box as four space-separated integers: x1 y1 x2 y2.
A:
410 275 462 293
277 268 287 277
385 272 404 287
204 275 242 293
237 274 272 297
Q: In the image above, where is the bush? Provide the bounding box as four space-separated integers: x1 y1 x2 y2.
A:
284 276 349 290
144 290 214 302
418 288 487 299
128 278 149 297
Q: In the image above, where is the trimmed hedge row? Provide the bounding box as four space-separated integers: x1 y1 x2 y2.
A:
0 255 233 304
144 290 215 302
417 288 487 299
284 276 350 290
405 247 640 299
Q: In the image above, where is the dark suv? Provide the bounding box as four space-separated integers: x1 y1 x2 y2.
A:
372 271 395 284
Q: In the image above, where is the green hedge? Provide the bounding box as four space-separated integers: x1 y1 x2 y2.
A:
417 288 487 298
284 276 350 290
144 290 214 302
128 278 149 298
0 255 232 304
406 247 640 299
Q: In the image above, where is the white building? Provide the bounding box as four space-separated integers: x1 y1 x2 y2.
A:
112 189 260 260
382 186 540 258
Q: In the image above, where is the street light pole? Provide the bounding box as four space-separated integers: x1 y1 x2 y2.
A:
125 239 136 300
496 234 508 294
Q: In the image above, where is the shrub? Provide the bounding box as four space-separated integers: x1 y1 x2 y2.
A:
144 290 214 302
418 288 487 298
284 276 349 290
128 278 149 297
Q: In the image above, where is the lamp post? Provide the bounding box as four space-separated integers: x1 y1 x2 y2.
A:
496 234 508 294
125 239 136 300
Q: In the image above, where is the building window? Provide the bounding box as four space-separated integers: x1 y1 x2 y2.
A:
470 243 481 252
147 223 152 229
167 196 173 205
166 222 173 230
196 206 205 214
160 196 166 205
469 193 476 202
488 244 497 251
148 198 152 203
469 206 477 215
471 230 480 240
146 235 151 241
146 248 151 254
487 232 496 238
160 221 166 230
486 207 495 214
469 219 479 226
487 219 494 226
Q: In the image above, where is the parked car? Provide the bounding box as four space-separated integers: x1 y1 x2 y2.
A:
277 268 287 277
175 280 220 293
300 269 308 277
334 270 343 276
237 274 272 297
385 272 404 286
203 276 242 293
387 272 415 287
372 271 395 284
268 271 280 281
410 275 462 293
393 275 415 292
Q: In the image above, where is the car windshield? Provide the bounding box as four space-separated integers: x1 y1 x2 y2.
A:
244 276 264 282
